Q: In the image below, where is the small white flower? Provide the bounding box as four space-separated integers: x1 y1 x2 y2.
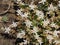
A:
10 22 18 27
34 33 39 39
53 30 60 37
48 3 57 11
17 31 25 38
36 10 44 19
58 4 60 7
50 22 56 27
24 40 28 44
22 12 28 18
50 22 59 28
16 0 22 4
37 38 43 45
36 10 40 15
16 9 23 15
33 26 38 33
47 35 54 40
39 0 46 4
12 22 17 27
43 19 50 27
21 31 25 35
39 42 43 45
29 4 37 10
54 7 57 10
5 27 11 33
48 3 54 11
58 1 60 7
39 14 44 19
36 10 44 15
58 1 60 3
25 20 32 28
38 41 43 45
17 9 28 18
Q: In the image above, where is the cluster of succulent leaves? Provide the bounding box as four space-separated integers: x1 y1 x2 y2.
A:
2 16 8 22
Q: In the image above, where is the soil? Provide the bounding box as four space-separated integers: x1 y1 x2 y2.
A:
0 0 16 45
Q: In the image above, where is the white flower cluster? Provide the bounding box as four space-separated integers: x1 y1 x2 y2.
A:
15 0 60 45
25 19 32 28
35 10 44 19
